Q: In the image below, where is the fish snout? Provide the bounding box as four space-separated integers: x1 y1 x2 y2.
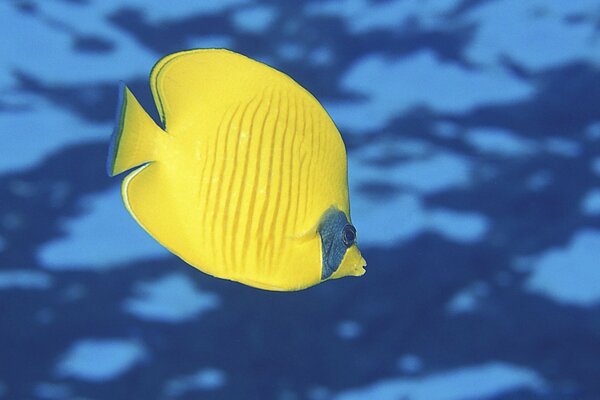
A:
354 255 367 276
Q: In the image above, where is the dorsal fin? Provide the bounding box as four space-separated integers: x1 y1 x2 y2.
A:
149 49 312 132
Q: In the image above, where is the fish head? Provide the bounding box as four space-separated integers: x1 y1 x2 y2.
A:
316 207 366 282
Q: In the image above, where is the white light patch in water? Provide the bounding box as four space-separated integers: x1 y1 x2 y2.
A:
308 46 334 66
0 98 108 174
526 230 600 306
465 0 600 70
337 320 363 340
164 368 227 396
464 128 538 157
305 0 460 33
119 0 252 22
397 355 423 374
232 5 278 33
39 186 169 270
446 282 490 315
581 189 600 216
333 362 545 400
56 339 146 382
543 138 581 158
33 382 72 400
277 42 304 61
124 273 220 323
585 122 600 140
0 270 52 290
351 192 489 247
353 150 472 195
325 51 533 132
526 171 552 191
426 209 490 243
1 0 249 87
432 121 460 139
0 3 156 86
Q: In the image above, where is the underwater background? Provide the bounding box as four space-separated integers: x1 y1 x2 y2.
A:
2 0 600 399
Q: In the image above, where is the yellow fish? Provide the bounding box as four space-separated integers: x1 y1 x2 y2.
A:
107 49 366 291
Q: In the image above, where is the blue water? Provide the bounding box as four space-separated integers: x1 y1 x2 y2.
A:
2 0 600 399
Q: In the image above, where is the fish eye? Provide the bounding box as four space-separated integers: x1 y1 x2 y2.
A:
342 224 356 247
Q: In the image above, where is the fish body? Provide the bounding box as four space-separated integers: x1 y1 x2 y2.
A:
107 49 366 291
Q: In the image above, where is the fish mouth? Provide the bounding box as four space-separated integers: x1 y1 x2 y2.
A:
355 257 367 276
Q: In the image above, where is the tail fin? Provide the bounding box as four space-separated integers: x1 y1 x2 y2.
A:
107 82 167 177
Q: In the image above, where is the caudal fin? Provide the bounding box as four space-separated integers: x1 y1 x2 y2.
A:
107 82 167 177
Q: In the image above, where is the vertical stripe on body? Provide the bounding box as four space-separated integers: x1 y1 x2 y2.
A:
218 97 259 272
201 105 233 273
230 91 268 272
253 88 282 275
237 87 278 277
261 91 291 271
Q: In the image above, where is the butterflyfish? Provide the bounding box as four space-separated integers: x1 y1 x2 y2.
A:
107 49 366 291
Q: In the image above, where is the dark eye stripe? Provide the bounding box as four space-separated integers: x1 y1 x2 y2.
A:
318 208 352 280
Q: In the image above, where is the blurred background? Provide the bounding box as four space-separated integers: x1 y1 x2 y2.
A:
2 0 600 399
